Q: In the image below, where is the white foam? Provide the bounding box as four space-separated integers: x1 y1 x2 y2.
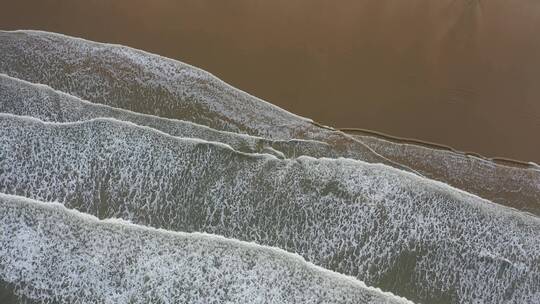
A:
0 193 412 304
0 115 538 303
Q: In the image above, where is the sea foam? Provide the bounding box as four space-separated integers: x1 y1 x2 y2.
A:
0 193 411 304
0 114 538 303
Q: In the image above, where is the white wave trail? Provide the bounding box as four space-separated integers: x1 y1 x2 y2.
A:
0 114 538 303
0 193 411 304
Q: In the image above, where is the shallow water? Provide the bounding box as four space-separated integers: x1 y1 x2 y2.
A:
1 0 538 161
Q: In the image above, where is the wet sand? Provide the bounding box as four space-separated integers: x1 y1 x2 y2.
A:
1 0 539 161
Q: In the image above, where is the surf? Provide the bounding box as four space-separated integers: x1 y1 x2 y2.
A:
0 114 538 303
0 193 412 304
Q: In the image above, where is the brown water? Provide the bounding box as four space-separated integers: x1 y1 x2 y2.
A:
1 0 539 162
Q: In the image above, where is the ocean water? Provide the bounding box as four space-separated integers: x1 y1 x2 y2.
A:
0 114 538 303
0 193 411 304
